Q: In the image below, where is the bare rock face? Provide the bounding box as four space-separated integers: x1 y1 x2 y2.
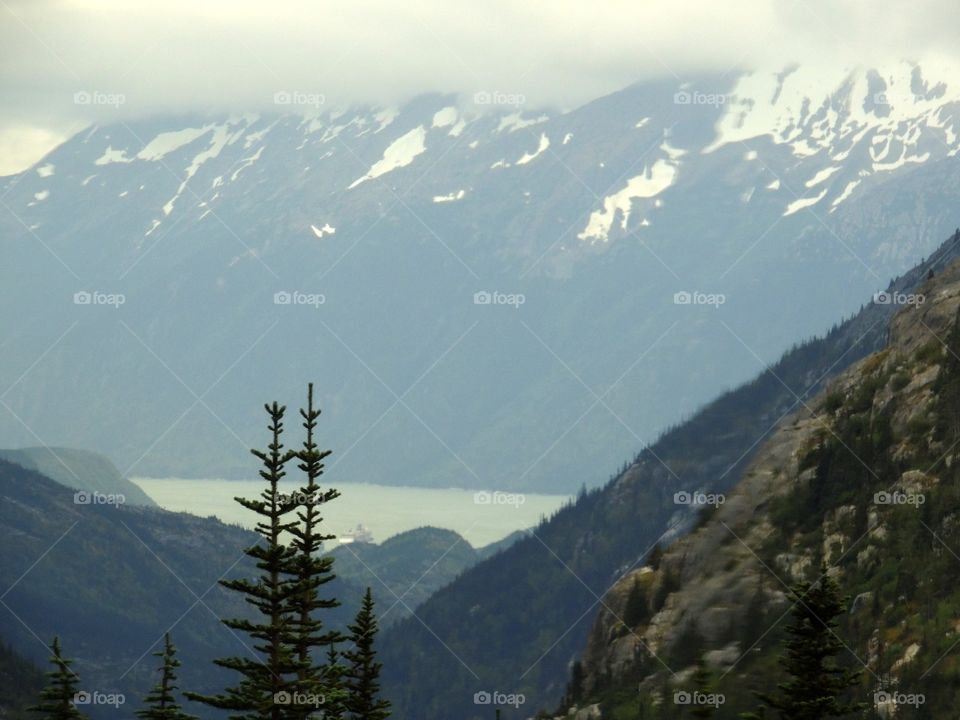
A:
568 258 960 713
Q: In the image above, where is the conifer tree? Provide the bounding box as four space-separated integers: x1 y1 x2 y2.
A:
285 383 345 717
29 637 88 720
744 567 865 720
186 402 301 719
322 644 346 720
688 658 716 719
343 589 390 720
136 633 196 720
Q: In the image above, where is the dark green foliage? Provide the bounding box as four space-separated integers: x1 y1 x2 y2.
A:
744 569 864 720
623 578 650 628
29 637 88 720
136 634 196 720
688 659 717 719
0 637 45 719
343 589 390 720
286 384 344 716
185 402 302 719
564 661 584 707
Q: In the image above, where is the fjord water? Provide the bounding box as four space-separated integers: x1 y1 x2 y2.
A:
133 477 571 547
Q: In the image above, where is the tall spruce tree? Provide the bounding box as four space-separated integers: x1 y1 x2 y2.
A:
285 383 344 717
185 402 301 719
322 644 346 720
29 637 88 720
689 658 716 719
744 567 864 720
343 588 390 720
136 633 196 720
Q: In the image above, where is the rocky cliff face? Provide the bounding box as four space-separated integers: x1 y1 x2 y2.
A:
565 259 960 718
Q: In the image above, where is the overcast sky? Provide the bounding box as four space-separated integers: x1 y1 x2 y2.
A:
2 0 959 174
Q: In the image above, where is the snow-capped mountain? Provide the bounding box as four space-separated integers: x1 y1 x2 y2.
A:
2 62 959 492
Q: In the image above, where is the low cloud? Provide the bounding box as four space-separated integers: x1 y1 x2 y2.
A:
2 0 958 173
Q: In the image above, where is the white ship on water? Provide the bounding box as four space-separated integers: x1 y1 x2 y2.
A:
337 523 374 545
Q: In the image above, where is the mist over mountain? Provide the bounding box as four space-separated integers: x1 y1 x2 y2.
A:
3 63 960 493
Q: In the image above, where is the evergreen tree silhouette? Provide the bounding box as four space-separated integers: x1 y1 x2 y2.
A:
743 567 865 720
136 633 196 720
343 588 390 720
29 637 88 720
186 402 301 719
286 383 345 717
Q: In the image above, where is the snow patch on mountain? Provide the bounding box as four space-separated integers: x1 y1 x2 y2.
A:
497 113 549 133
805 165 841 187
230 147 263 182
138 127 213 161
433 189 466 203
95 147 132 165
578 171 673 242
516 133 550 165
348 126 427 189
432 107 458 129
831 180 861 210
159 123 241 217
374 107 399 133
36 164 55 178
783 187 828 216
311 223 336 238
